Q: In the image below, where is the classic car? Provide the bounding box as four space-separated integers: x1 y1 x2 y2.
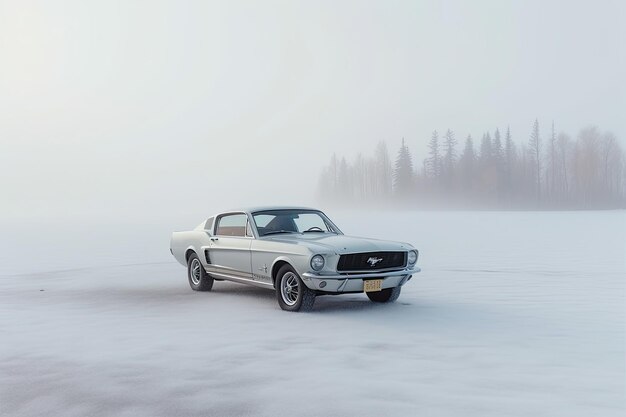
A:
170 207 420 311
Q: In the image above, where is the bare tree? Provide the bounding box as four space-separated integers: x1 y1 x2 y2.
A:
600 131 623 202
352 153 367 200
374 141 393 197
317 153 339 201
572 126 603 207
556 132 571 200
338 157 351 199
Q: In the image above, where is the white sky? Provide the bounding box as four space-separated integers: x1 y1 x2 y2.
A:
1 0 624 220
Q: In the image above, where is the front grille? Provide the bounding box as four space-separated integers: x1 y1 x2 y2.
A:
337 251 406 272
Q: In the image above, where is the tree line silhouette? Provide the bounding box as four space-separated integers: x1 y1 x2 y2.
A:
318 121 625 209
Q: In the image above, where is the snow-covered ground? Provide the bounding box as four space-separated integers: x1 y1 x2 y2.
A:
1 211 624 417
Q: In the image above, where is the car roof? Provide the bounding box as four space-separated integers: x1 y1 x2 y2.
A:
210 206 322 217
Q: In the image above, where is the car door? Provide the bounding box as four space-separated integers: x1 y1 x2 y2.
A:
208 213 253 280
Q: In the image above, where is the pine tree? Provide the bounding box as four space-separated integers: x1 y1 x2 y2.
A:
426 131 441 179
492 128 505 199
549 121 557 199
459 135 476 188
504 126 517 197
504 126 517 170
529 119 542 202
443 129 457 180
480 132 492 162
493 128 504 166
315 123 624 209
393 138 414 197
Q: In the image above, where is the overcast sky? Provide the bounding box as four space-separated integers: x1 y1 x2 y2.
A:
1 0 624 220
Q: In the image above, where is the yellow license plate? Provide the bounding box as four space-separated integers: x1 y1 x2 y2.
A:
363 279 383 292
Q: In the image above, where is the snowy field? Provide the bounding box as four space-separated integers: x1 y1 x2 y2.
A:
1 210 624 417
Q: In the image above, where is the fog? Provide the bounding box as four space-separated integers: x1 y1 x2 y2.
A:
1 3 625 416
1 0 625 221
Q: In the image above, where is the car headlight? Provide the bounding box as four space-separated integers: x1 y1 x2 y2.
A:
310 254 325 271
407 250 418 265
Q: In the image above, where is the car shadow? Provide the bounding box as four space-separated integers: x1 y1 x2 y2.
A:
209 281 275 300
13 265 503 322
312 294 410 313
212 281 408 313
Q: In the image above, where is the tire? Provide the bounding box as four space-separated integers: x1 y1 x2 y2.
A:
366 286 401 303
275 265 315 312
187 253 214 291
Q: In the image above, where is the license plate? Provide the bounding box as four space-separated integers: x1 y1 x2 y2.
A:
363 279 383 292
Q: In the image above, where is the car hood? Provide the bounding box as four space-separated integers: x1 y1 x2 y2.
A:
262 233 413 254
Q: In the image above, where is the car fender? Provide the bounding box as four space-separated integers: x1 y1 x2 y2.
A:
270 254 309 282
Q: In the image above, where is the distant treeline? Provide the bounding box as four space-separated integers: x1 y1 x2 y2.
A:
317 122 625 209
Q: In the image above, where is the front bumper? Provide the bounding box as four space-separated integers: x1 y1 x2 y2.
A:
301 267 421 293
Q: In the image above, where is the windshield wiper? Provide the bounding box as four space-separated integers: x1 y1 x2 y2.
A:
263 230 300 236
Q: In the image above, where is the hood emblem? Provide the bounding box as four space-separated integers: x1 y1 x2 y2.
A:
367 257 383 267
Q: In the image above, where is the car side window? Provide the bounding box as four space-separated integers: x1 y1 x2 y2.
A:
216 214 248 237
205 217 214 231
245 220 254 237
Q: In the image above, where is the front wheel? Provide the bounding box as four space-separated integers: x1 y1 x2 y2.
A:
366 286 401 303
276 265 315 312
187 254 214 291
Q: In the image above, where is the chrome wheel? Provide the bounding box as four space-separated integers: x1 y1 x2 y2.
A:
275 265 315 312
190 258 201 285
280 272 300 306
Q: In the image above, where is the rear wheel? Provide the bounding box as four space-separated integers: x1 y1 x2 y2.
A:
276 265 315 312
187 254 214 291
366 286 401 303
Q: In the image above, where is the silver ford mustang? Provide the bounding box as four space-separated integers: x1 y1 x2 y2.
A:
170 206 420 312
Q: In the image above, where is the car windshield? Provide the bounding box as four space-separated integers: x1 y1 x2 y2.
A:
252 210 339 237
